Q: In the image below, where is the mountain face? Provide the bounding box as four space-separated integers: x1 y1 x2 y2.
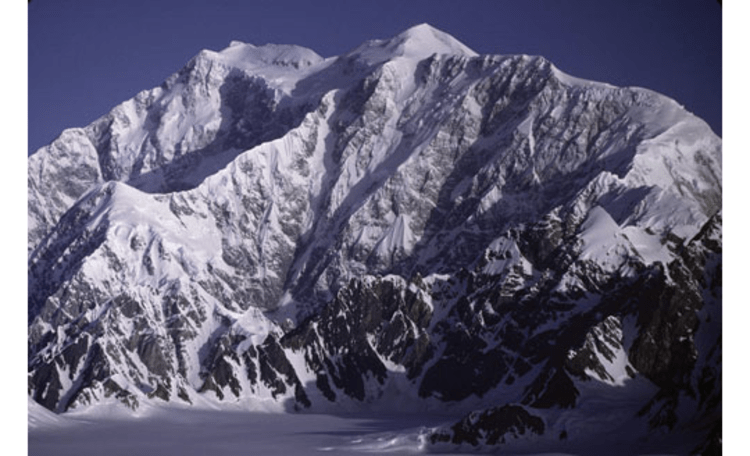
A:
28 24 721 452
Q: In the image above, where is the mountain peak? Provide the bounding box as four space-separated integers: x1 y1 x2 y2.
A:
395 23 477 56
397 23 455 41
348 23 478 64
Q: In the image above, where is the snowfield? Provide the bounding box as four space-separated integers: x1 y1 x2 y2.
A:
29 405 693 456
29 401 452 456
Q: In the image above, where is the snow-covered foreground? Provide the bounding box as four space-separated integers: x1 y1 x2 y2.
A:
29 403 455 456
29 399 694 456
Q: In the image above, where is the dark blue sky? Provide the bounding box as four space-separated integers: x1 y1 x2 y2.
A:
28 0 722 154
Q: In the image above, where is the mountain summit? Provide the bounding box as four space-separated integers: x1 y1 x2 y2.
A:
28 24 721 453
348 23 478 63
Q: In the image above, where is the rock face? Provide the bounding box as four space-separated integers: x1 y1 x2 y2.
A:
28 24 720 452
428 404 545 447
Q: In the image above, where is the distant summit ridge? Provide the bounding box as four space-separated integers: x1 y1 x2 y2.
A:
28 24 721 454
217 42 324 69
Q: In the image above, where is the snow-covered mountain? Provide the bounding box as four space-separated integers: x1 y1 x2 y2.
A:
28 24 721 453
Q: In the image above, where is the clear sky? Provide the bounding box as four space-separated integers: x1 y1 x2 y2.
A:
29 0 722 154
